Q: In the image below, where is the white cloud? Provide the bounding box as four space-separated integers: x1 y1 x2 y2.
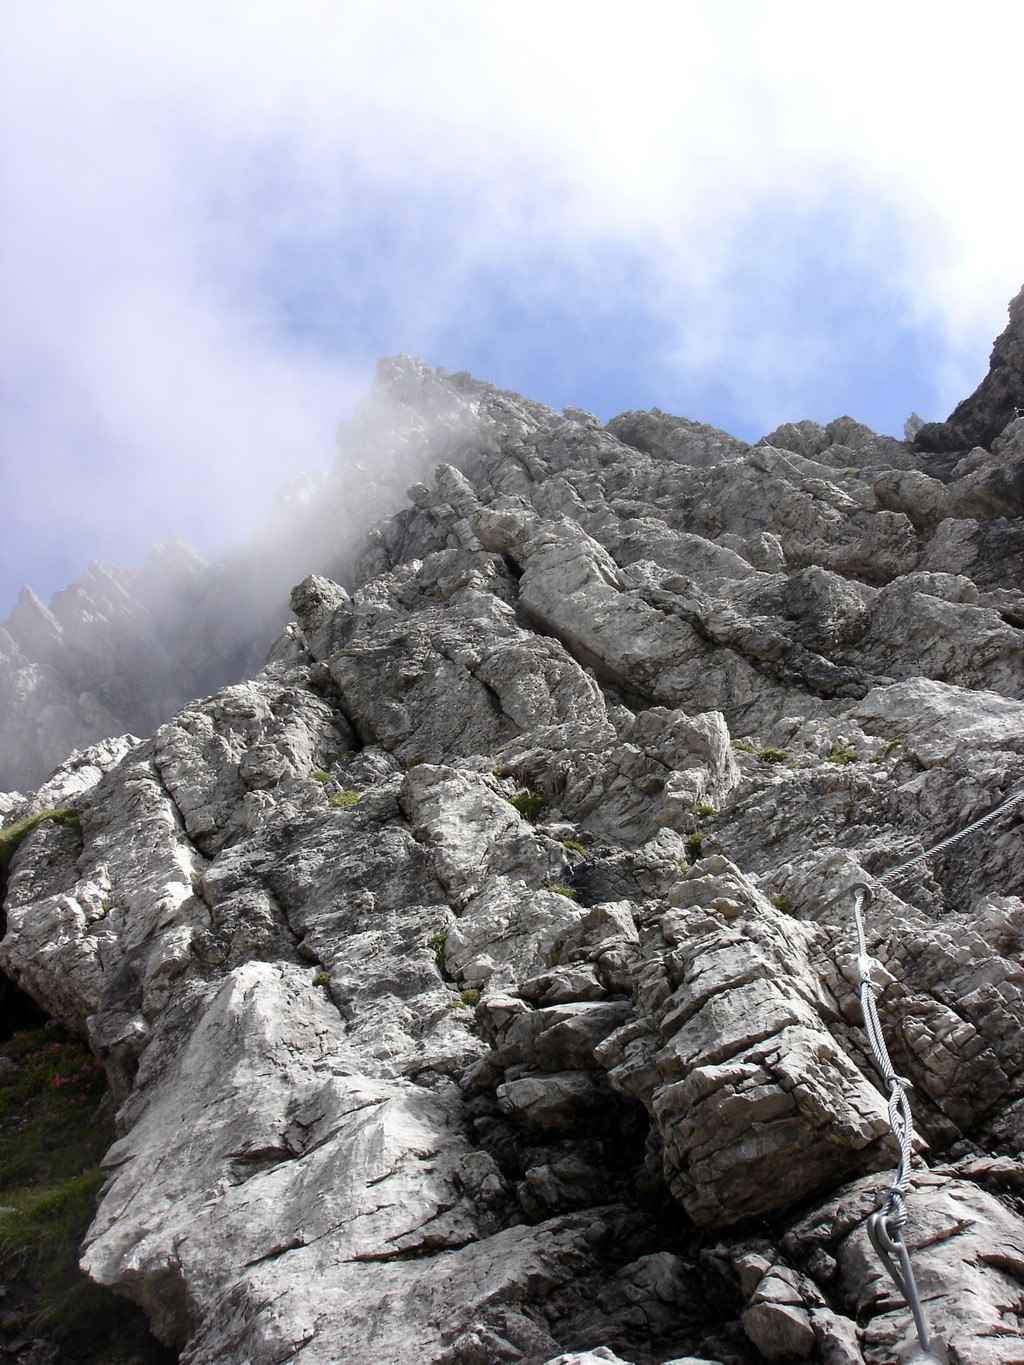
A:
2 0 1021 608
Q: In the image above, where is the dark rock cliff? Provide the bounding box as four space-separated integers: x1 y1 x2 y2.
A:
916 284 1024 454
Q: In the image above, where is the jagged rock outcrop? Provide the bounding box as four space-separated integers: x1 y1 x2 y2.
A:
8 287 1024 797
0 367 531 793
3 338 1024 1364
916 284 1024 453
0 535 297 793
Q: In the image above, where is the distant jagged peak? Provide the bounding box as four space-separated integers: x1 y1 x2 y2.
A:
140 533 208 577
26 555 165 637
11 582 59 622
6 584 63 656
53 559 141 611
3 537 209 640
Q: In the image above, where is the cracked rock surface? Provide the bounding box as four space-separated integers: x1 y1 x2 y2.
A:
3 348 1024 1363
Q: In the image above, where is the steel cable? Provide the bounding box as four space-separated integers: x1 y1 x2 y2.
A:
846 784 1022 1361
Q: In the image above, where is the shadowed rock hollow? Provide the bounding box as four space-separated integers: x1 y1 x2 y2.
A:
3 311 1024 1364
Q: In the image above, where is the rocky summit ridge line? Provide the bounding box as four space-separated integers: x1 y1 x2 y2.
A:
2 291 1024 1364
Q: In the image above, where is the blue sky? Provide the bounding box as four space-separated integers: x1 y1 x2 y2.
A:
2 1 1022 617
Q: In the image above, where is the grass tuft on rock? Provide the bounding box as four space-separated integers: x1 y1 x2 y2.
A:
825 739 859 765
427 931 448 973
0 808 81 877
546 883 579 901
684 831 707 863
506 788 546 824
0 1027 174 1363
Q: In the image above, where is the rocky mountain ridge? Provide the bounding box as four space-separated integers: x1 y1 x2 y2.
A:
2 294 1024 1364
0 366 506 793
5 282 1023 798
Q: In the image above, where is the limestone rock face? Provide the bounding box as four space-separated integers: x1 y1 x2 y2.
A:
3 344 1024 1364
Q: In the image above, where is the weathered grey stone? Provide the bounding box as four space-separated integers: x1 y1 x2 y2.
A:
497 1070 619 1133
400 762 566 907
606 407 749 467
852 676 1024 771
852 573 1024 696
742 1297 815 1360
5 341 1024 1363
808 1309 866 1365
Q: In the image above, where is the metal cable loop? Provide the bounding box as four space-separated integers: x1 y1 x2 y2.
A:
850 880 931 1356
843 786 1023 1361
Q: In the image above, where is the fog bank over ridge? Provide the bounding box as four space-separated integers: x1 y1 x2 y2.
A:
3 280 1024 796
6 5 1024 618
